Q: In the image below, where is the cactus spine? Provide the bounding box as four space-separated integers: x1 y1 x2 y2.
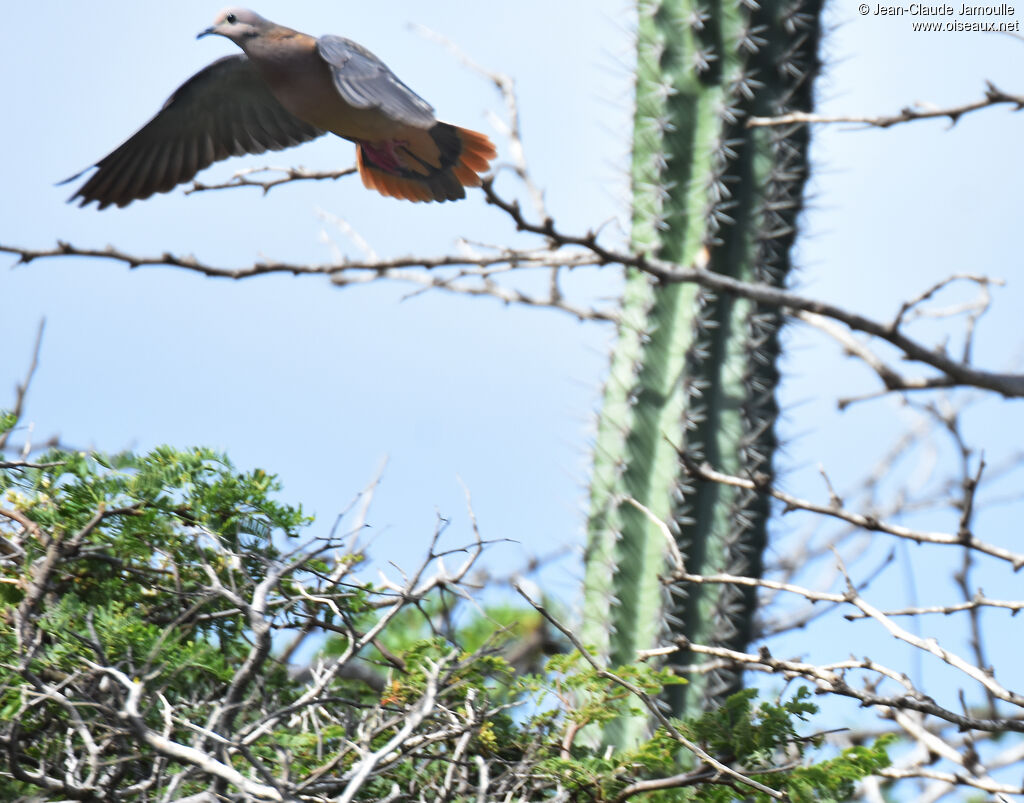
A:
581 0 822 747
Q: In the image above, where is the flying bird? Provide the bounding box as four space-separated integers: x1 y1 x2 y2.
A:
65 8 497 208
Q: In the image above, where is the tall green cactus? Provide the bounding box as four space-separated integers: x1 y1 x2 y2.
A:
581 0 822 747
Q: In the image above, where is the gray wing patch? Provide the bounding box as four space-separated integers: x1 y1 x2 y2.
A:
66 55 325 209
316 35 436 129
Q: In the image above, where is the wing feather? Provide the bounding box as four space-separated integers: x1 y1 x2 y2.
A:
316 35 436 129
65 55 325 209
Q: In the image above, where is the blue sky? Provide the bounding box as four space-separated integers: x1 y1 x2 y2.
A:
3 0 1024 707
1 1 631 594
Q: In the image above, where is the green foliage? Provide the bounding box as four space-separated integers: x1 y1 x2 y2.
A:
1 446 889 800
522 650 686 730
515 655 889 801
0 410 17 436
527 670 889 802
1 446 309 628
781 737 895 803
682 687 817 760
0 446 322 798
345 597 548 659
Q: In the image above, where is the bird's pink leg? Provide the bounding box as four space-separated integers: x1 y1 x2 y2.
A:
358 140 408 174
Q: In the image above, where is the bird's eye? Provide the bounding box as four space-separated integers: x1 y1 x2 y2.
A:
225 13 237 24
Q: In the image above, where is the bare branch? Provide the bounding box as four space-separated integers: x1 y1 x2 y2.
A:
678 451 1024 568
86 662 285 801
747 82 1024 128
0 319 45 452
479 185 1024 397
667 639 1024 734
185 165 357 197
843 594 1024 619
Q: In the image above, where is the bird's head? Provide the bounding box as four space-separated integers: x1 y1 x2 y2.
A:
198 8 270 42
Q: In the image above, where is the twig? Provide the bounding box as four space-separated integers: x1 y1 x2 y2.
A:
0 319 45 452
678 452 1024 568
185 165 356 196
747 82 1024 129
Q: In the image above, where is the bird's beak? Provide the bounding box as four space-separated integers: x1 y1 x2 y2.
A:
197 26 216 39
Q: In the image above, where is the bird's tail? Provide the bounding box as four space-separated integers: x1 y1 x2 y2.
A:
356 123 496 203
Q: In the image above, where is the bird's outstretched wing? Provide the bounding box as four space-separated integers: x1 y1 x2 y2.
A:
316 35 437 129
65 55 324 209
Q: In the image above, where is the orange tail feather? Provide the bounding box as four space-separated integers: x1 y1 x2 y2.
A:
356 124 496 203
